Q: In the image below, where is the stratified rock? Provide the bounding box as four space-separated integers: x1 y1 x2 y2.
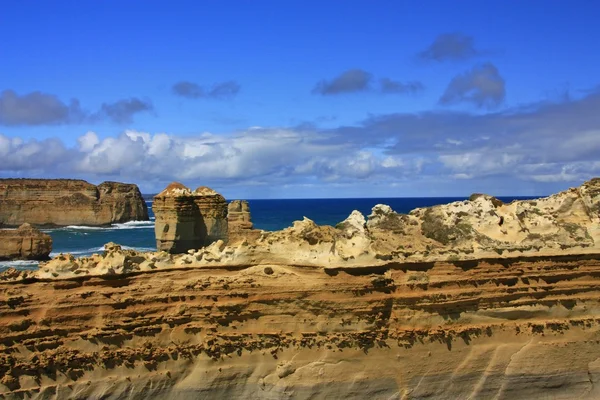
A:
0 223 52 260
152 183 228 253
0 179 148 227
153 183 199 253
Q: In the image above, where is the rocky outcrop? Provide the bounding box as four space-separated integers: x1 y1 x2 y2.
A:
0 223 52 260
5 179 600 398
12 177 600 277
227 200 261 245
153 183 228 253
0 179 148 227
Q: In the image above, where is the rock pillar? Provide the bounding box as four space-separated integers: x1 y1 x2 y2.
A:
153 183 228 253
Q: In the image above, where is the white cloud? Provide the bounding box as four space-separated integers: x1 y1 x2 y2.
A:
77 131 100 152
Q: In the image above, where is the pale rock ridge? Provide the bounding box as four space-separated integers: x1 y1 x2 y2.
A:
0 179 148 227
0 223 52 261
18 177 600 280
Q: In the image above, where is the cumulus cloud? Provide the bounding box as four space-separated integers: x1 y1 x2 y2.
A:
418 33 480 62
0 90 84 126
439 63 505 108
2 88 600 195
172 80 241 99
313 69 372 95
380 78 424 94
0 90 153 126
0 134 71 171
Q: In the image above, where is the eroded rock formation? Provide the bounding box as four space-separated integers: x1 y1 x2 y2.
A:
0 223 52 261
0 179 148 227
3 179 600 398
228 200 261 245
193 186 228 246
153 183 228 253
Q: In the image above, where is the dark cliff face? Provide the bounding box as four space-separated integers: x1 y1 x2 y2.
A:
0 179 148 227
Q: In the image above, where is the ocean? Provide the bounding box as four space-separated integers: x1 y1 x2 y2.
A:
0 196 534 271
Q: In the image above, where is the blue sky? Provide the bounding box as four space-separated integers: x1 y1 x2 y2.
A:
1 1 600 198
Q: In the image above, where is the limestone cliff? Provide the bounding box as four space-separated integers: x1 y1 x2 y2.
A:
0 179 148 227
153 183 228 253
0 223 52 261
3 180 600 399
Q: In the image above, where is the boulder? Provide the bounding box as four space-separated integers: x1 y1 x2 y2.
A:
0 179 148 227
153 183 228 253
0 223 52 260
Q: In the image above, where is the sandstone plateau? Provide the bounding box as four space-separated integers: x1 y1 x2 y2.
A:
0 179 149 227
2 180 600 398
0 223 52 261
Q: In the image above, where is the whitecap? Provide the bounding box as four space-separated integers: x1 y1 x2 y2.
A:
0 260 39 271
113 221 155 229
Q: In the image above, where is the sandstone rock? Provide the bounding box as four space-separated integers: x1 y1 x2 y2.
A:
153 183 228 253
5 249 600 399
0 179 148 227
0 223 52 260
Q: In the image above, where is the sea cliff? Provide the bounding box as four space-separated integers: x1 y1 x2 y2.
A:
2 180 600 399
0 179 148 227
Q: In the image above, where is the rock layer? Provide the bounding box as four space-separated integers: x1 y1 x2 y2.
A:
0 179 148 227
2 253 600 398
0 223 52 261
153 183 228 253
3 180 600 398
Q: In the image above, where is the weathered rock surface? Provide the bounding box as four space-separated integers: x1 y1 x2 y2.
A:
3 179 600 399
153 183 228 253
0 223 52 260
0 179 148 227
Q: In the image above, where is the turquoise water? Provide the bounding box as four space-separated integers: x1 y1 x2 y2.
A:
0 196 534 271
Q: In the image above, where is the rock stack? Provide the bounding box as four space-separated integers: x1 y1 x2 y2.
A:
192 186 229 246
228 200 253 230
227 200 261 244
0 223 52 260
153 183 228 253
